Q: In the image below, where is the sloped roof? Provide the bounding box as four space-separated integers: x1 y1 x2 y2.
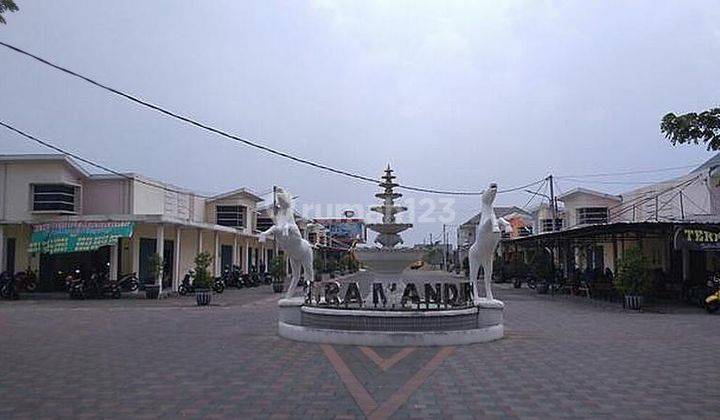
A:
208 187 264 203
0 153 89 177
557 187 621 202
691 152 720 173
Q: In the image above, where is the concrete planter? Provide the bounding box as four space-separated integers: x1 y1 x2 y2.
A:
145 285 160 299
272 278 285 293
196 289 212 306
536 282 549 294
624 295 643 310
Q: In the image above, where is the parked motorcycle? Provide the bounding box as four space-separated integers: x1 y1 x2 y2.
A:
13 268 37 292
220 265 243 289
0 271 19 300
704 275 720 313
117 272 140 292
179 270 224 295
178 272 194 296
65 269 84 299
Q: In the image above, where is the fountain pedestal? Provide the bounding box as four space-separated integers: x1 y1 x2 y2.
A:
277 166 504 346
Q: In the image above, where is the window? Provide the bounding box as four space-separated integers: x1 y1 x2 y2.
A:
518 226 533 237
256 215 274 232
541 218 563 232
32 184 78 213
216 205 246 228
576 207 608 225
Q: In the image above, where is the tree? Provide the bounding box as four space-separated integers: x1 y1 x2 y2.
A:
661 107 720 150
0 0 19 25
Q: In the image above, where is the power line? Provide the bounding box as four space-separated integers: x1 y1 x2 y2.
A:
0 120 216 198
0 41 536 196
558 178 681 186
557 164 699 179
522 178 547 210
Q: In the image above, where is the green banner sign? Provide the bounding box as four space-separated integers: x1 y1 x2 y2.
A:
29 221 134 254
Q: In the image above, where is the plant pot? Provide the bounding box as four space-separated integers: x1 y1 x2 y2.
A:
624 295 643 310
272 278 284 293
196 289 212 306
145 285 160 299
536 282 549 294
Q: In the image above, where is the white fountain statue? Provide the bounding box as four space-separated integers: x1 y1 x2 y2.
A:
354 165 424 284
468 184 512 304
259 187 314 299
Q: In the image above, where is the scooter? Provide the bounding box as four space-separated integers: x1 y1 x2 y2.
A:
220 265 243 289
65 269 84 299
704 275 720 313
0 271 19 300
13 268 37 292
179 271 224 295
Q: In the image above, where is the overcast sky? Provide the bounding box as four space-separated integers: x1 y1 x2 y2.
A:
1 1 719 244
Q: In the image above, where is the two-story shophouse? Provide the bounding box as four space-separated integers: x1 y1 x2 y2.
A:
0 154 275 292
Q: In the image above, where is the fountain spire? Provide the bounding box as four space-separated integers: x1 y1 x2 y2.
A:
367 165 412 248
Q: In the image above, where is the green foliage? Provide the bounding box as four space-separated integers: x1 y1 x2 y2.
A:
269 255 286 281
0 0 19 25
148 254 164 280
661 108 720 150
529 249 554 281
192 252 213 289
423 247 443 266
613 247 651 296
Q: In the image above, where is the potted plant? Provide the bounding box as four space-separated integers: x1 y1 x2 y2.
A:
613 247 651 310
269 256 286 293
530 250 553 294
145 254 163 299
192 252 214 306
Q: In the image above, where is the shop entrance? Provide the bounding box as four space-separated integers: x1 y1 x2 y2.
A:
38 247 111 292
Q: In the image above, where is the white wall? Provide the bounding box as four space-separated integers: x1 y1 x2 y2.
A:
561 194 620 228
83 178 131 215
0 161 84 222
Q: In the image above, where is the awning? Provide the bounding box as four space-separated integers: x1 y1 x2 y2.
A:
29 221 134 254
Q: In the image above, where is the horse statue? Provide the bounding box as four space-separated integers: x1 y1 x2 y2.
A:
258 187 314 299
468 183 512 304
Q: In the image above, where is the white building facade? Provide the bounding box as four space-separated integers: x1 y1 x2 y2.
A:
0 154 276 292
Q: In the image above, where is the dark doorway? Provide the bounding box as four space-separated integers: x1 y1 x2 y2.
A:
140 238 174 288
5 237 16 274
220 245 233 271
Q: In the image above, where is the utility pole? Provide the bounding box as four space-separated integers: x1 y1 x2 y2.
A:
547 174 558 272
548 174 556 231
442 224 447 271
679 191 685 220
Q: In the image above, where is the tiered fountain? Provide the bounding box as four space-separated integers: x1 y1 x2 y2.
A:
354 165 425 279
277 167 504 346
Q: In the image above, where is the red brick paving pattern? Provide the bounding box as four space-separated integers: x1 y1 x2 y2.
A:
1 279 720 418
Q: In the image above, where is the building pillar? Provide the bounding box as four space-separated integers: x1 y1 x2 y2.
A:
242 240 249 274
682 248 690 283
197 229 203 254
214 231 220 276
109 241 118 282
131 233 140 276
173 227 181 292
0 225 5 273
156 224 165 292
233 235 238 266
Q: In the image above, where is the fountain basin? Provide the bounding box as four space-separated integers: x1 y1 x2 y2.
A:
354 247 425 276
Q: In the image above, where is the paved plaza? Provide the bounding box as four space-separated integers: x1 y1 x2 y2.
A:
1 272 719 419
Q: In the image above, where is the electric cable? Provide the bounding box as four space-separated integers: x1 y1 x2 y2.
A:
0 41 543 196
